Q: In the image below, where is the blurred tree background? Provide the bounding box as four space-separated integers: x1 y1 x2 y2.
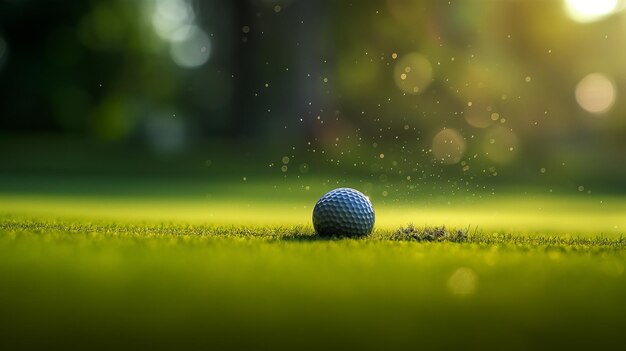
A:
0 0 625 194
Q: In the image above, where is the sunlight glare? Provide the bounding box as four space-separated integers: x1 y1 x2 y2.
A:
564 0 619 23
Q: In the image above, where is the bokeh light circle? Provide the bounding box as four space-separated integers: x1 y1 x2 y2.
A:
393 53 433 94
575 73 616 115
564 0 619 23
432 128 466 165
151 0 195 41
464 105 493 129
169 25 211 68
483 126 518 164
143 112 187 154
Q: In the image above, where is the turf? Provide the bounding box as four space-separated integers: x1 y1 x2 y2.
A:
1 189 625 235
1 215 626 350
1 174 625 350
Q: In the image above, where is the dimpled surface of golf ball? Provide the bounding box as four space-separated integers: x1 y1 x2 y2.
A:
312 188 375 237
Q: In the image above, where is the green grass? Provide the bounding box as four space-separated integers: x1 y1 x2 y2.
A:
1 215 626 350
1 172 626 350
1 188 625 235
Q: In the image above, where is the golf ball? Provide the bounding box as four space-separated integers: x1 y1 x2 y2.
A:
312 188 375 237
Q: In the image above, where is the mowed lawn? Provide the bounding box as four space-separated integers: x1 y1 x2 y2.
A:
1 179 626 350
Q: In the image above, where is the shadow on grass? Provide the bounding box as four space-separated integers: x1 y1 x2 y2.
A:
278 224 472 243
272 225 371 242
278 233 370 242
278 234 325 242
